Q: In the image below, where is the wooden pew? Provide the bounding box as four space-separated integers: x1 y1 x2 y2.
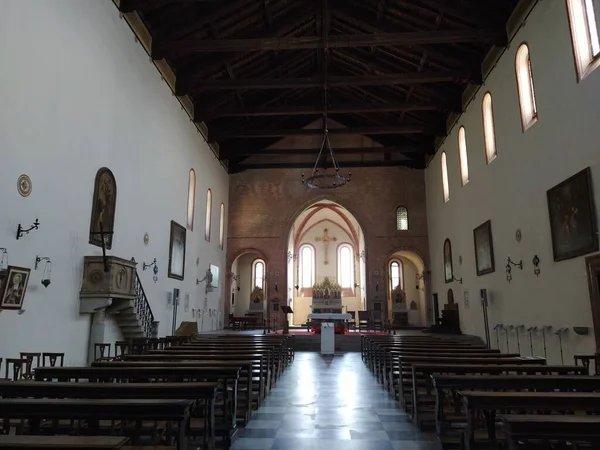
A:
432 372 594 448
0 380 219 449
35 364 247 430
0 398 193 450
144 351 269 399
120 355 263 412
461 391 600 450
498 414 600 450
0 435 128 449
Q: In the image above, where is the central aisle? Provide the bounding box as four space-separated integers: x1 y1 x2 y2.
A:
232 352 435 450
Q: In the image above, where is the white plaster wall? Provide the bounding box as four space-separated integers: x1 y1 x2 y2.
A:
0 0 228 365
425 0 600 364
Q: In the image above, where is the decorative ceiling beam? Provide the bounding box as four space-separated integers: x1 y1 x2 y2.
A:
196 100 459 121
176 70 479 95
219 144 434 159
164 29 506 53
229 159 423 172
209 124 445 141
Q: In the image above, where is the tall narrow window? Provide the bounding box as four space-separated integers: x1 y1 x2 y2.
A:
219 203 225 250
205 189 212 242
187 169 196 230
252 259 265 290
515 44 538 131
441 152 450 203
396 206 409 231
567 0 600 79
300 245 315 288
338 245 354 289
482 93 497 163
458 127 469 186
390 260 403 290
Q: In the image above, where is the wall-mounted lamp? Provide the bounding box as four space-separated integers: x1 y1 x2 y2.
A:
354 282 360 288
16 219 40 240
34 255 52 288
274 281 278 292
375 281 379 292
0 248 8 273
143 258 159 283
505 256 523 283
294 284 299 292
532 255 540 277
452 275 463 284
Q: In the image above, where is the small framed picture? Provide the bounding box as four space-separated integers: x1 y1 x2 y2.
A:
1 266 31 310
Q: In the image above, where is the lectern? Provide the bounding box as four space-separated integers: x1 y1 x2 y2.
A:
280 305 293 335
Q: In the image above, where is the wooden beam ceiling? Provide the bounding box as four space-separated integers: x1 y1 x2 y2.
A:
219 144 435 159
163 29 507 53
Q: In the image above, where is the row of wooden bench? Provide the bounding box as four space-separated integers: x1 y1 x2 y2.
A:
363 332 600 450
0 334 294 450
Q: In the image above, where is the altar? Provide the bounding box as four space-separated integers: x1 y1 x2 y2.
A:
310 277 343 314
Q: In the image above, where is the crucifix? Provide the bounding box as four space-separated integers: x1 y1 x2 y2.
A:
89 222 114 273
315 228 337 265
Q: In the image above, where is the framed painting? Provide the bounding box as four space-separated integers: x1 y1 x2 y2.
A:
443 238 454 283
547 167 598 261
89 167 117 249
168 220 186 280
473 220 495 276
210 264 220 289
0 266 31 310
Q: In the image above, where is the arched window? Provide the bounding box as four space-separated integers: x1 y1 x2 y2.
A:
205 189 212 242
482 92 497 164
567 0 600 80
458 127 469 186
300 245 315 288
338 245 354 288
515 43 538 131
252 259 265 290
389 260 403 290
187 169 196 230
219 203 225 250
396 206 409 231
441 152 450 203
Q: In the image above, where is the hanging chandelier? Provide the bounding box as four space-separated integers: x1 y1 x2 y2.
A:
301 127 351 189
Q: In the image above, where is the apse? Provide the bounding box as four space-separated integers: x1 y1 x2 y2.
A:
287 200 366 326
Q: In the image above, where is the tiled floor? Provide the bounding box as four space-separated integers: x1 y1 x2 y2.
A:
232 352 436 450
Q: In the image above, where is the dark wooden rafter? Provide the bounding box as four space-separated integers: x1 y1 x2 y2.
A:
176 70 479 95
115 0 520 172
162 29 506 53
219 144 435 159
195 100 459 121
209 124 445 142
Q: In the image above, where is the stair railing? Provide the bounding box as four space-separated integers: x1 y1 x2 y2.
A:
133 270 157 338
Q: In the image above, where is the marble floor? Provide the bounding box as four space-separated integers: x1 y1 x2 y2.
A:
231 352 436 450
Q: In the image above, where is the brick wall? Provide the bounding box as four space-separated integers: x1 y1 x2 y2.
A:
226 166 430 320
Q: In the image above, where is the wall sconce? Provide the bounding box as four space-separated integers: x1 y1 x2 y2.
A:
532 255 540 277
34 255 52 288
143 258 159 283
274 281 278 292
294 284 299 292
0 248 8 273
375 281 379 292
16 219 40 240
505 256 523 283
354 282 360 288
452 275 463 284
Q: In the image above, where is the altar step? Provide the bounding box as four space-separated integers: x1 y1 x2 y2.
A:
294 334 362 352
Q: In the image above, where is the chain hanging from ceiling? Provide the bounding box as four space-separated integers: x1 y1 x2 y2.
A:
301 0 351 190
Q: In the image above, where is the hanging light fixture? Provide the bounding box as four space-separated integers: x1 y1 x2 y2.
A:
301 128 351 189
301 0 351 190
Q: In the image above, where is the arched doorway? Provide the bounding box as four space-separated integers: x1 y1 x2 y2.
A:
387 250 427 327
229 251 267 320
286 200 366 326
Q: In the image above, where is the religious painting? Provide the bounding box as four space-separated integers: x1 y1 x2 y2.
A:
168 220 186 281
0 266 31 310
89 168 117 249
443 239 454 283
473 220 495 276
210 264 219 289
547 167 598 261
